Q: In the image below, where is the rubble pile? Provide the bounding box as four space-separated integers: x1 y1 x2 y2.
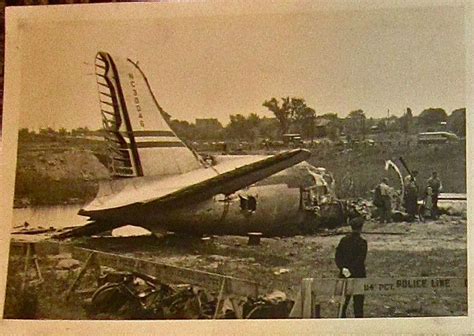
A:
85 271 294 320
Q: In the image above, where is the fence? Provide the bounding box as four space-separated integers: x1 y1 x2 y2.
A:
289 276 467 318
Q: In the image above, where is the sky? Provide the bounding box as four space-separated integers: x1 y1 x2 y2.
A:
12 2 467 130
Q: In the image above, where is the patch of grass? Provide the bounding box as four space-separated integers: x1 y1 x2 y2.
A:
309 142 466 199
4 255 90 319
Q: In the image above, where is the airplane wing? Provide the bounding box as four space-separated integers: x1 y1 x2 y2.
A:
80 148 310 215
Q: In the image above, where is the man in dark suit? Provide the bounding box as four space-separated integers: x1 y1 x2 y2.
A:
335 216 367 318
426 171 442 218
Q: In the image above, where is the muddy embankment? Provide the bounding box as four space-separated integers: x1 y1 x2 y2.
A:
13 135 466 207
14 136 109 207
307 142 466 199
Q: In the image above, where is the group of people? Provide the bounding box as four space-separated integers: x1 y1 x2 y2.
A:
334 170 443 318
374 170 442 223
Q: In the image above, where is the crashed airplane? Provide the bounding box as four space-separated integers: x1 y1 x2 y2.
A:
58 52 349 239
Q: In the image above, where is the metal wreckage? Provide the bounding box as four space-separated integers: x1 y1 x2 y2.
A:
57 52 357 240
86 270 293 319
12 52 465 320
43 51 362 319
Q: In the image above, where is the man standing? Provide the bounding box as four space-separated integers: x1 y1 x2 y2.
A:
335 217 367 318
426 171 442 218
404 170 419 221
374 178 392 223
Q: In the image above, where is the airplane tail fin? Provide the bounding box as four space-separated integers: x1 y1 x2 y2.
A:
94 52 203 178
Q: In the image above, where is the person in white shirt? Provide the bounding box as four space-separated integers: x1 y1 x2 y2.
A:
374 177 392 223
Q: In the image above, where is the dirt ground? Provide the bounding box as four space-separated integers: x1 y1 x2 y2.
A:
5 214 466 319
8 134 467 319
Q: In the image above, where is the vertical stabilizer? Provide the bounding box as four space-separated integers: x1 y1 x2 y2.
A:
95 52 203 178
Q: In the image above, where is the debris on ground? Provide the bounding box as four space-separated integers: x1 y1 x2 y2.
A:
273 268 290 275
85 270 294 320
4 212 467 319
56 258 81 270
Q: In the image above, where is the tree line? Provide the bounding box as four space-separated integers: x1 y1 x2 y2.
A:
168 99 466 142
18 98 466 143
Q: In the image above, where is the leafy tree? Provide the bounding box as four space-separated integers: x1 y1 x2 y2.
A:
263 97 316 137
448 108 466 136
320 113 344 135
346 109 367 139
263 97 292 135
39 127 56 135
256 117 279 140
386 115 400 132
293 105 316 139
194 119 224 140
326 125 340 141
19 128 30 137
18 128 32 141
225 114 259 141
226 114 248 140
320 113 339 121
376 119 387 132
348 109 366 119
399 107 413 134
418 108 448 126
170 119 197 140
162 111 172 122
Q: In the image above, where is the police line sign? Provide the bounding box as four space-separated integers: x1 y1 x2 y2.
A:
291 277 467 318
309 277 467 296
358 277 467 295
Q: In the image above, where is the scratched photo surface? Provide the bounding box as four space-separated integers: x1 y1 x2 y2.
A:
0 1 469 331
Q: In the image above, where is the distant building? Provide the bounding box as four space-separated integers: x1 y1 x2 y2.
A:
314 118 331 137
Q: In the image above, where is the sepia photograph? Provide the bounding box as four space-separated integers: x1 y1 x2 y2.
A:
0 1 471 333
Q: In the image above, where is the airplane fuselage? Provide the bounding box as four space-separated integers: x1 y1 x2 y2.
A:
137 183 306 236
63 52 345 240
81 162 345 237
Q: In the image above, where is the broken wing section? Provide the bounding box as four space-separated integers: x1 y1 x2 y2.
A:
80 149 311 214
95 51 203 178
58 149 311 239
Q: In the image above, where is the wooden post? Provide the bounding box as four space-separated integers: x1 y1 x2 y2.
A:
213 278 226 319
301 278 314 318
313 303 321 318
337 279 347 318
21 244 32 292
65 252 97 300
247 232 262 246
30 244 43 282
